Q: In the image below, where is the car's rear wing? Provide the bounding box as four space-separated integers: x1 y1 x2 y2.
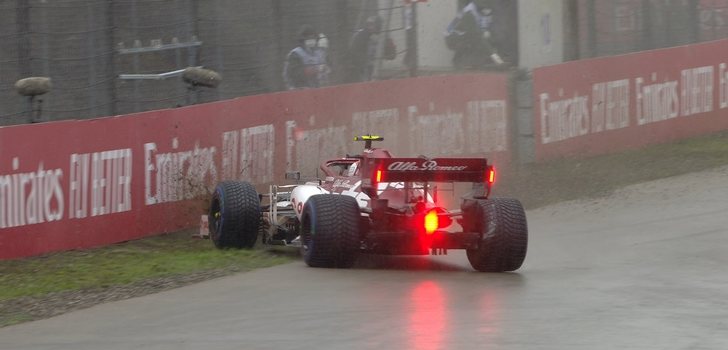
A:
360 156 495 198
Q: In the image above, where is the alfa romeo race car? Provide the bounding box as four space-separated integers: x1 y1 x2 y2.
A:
208 136 527 272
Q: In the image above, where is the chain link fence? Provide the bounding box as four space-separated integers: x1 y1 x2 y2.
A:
4 0 728 126
0 0 414 125
569 0 728 60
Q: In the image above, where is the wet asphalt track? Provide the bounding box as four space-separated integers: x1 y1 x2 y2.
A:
1 166 727 350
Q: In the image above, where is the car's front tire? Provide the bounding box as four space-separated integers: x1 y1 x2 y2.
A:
209 181 260 249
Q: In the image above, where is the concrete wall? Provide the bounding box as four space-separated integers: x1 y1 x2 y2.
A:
416 1 459 70
518 0 565 69
375 0 457 72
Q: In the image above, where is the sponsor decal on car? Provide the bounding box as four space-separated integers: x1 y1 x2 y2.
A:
387 160 468 172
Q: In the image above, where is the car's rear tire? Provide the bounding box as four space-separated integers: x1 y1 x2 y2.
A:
209 181 260 249
300 194 360 268
464 198 528 272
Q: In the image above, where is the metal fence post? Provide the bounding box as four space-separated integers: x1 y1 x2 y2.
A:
272 0 284 91
406 1 418 77
214 0 225 99
565 0 580 61
107 0 118 116
188 0 198 68
16 0 31 78
688 0 700 43
586 0 596 58
131 0 141 112
174 0 183 107
334 0 349 85
640 0 653 51
188 0 200 104
373 0 395 80
40 2 50 77
86 0 99 117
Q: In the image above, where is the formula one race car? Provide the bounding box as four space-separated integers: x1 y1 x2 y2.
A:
208 136 527 272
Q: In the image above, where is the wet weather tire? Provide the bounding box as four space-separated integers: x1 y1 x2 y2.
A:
465 198 528 272
209 181 260 249
300 194 360 268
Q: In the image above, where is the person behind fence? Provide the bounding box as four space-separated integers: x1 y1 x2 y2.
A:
445 0 505 69
283 25 330 90
315 33 332 86
345 16 397 83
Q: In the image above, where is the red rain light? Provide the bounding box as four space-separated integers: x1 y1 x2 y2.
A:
487 167 495 184
376 169 383 183
424 210 439 235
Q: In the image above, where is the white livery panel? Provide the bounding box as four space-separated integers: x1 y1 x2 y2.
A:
290 185 330 220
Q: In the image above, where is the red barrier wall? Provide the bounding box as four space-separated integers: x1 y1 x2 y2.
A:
533 38 728 161
0 73 511 259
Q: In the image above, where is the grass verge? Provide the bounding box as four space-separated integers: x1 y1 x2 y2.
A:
0 233 294 327
1 131 728 327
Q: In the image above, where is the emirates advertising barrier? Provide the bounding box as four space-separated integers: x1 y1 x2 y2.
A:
0 73 510 259
534 38 728 161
